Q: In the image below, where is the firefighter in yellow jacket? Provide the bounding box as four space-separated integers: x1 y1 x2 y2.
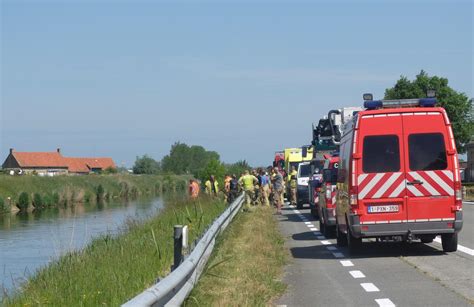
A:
288 166 298 206
205 175 219 196
238 170 259 211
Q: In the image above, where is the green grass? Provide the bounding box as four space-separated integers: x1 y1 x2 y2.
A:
3 196 226 306
0 174 190 212
185 206 288 307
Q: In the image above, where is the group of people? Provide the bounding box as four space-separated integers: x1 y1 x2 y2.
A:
188 167 287 215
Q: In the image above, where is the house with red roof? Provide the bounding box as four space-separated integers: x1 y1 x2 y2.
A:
2 148 116 176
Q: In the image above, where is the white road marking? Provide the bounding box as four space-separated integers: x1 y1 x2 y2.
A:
306 224 315 228
313 232 321 236
309 227 318 231
361 283 380 292
304 222 312 225
375 298 396 307
316 236 325 240
320 240 331 245
294 210 301 214
340 260 353 266
332 252 344 258
433 237 474 256
327 246 338 251
463 201 474 205
349 270 366 278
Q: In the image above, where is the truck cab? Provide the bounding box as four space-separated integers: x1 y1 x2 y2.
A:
336 95 463 253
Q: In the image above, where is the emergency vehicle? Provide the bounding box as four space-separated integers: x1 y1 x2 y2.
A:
308 107 362 217
273 151 285 172
296 162 312 209
318 154 339 236
335 94 463 253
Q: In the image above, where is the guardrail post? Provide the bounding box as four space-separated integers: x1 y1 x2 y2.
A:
173 225 183 271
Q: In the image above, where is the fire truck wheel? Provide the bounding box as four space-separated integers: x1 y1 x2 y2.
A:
347 227 362 253
441 233 458 252
336 224 348 247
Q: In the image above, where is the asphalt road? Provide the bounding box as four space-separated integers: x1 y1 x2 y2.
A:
275 202 473 307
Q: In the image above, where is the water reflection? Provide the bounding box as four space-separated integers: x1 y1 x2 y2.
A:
0 197 164 298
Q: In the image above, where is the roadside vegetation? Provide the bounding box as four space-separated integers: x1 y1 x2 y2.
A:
0 174 189 214
185 206 288 307
3 196 227 306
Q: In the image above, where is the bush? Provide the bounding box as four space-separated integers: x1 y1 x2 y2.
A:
96 184 105 201
43 194 54 207
0 196 9 213
52 192 60 205
33 193 44 209
18 192 30 211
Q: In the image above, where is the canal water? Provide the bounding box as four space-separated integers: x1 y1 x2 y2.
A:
0 197 165 298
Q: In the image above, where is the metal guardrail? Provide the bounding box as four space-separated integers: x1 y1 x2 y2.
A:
123 194 244 307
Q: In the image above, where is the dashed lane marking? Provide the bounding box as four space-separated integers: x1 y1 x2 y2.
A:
309 228 318 231
313 232 321 236
332 252 345 258
433 237 474 256
361 283 380 292
306 224 315 228
340 260 354 267
349 270 366 279
304 222 312 225
320 240 331 245
326 246 338 251
316 236 326 240
375 298 396 307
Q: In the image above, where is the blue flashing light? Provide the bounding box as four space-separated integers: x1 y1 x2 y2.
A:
364 100 383 110
419 98 437 107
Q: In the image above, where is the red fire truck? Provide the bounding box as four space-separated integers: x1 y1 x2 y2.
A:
336 94 463 253
318 154 340 236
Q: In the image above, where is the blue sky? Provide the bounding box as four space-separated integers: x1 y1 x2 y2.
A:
1 0 472 167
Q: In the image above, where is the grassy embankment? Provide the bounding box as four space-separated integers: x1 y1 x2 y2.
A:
0 174 189 213
186 206 288 306
3 196 227 306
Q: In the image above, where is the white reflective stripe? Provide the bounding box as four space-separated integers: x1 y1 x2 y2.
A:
410 172 440 196
407 184 423 197
427 112 440 115
387 113 400 117
427 171 454 195
358 173 384 199
363 115 374 118
389 179 406 198
358 173 369 185
443 111 451 124
402 113 414 116
414 112 427 115
355 117 360 129
389 220 402 223
441 170 454 181
374 114 387 117
375 220 388 224
416 219 428 222
442 217 455 221
448 127 454 139
429 218 442 221
372 172 402 198
360 221 375 225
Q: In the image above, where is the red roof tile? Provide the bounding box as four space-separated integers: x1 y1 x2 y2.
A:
13 152 67 168
10 150 116 173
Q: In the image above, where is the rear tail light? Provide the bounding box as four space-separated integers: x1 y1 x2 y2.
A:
454 182 463 207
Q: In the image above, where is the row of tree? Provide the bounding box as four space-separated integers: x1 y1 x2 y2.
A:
133 142 251 183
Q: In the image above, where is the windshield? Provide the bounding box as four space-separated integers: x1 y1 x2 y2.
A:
298 164 312 177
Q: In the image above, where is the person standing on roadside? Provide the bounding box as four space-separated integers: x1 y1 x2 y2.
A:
189 179 200 199
224 174 232 202
205 175 219 196
260 170 271 207
238 170 259 211
289 166 298 206
228 174 239 204
272 167 284 214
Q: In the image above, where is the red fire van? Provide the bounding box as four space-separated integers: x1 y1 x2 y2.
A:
336 95 463 253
